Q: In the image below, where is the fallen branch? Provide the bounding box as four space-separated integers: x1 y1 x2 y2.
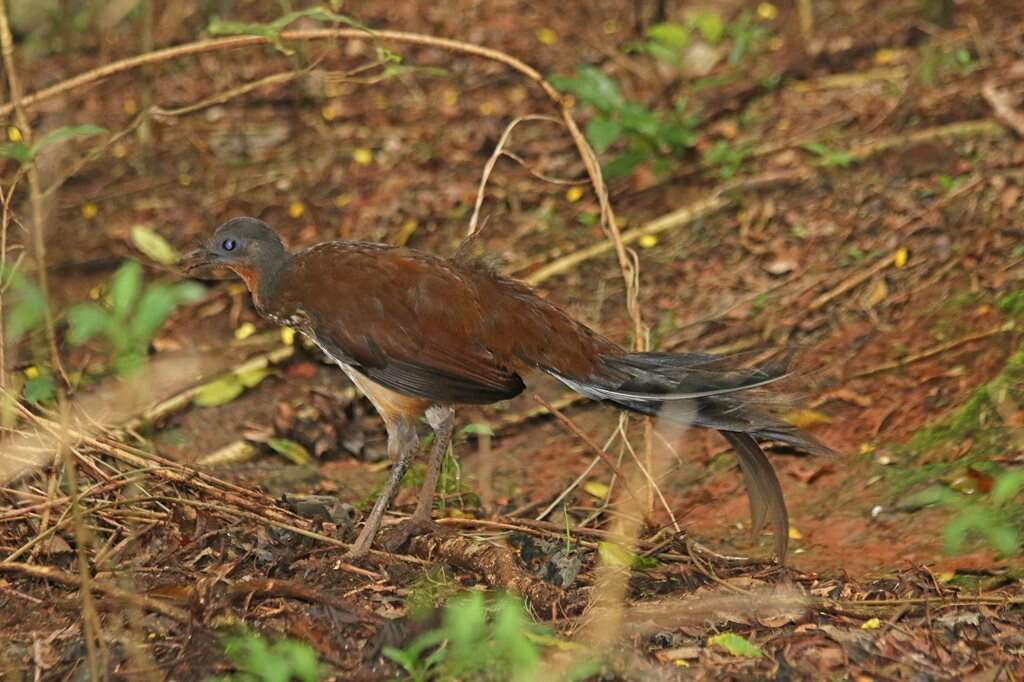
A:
227 578 382 624
407 533 574 617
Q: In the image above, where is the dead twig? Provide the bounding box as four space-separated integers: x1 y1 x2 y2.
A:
466 114 562 239
533 394 643 509
227 578 382 624
848 326 1010 379
982 81 1024 137
0 561 191 624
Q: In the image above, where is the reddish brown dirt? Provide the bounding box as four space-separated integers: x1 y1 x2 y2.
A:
2 0 1023 679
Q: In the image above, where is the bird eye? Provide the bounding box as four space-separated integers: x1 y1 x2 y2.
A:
222 238 237 252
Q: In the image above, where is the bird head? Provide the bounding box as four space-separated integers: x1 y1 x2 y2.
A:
182 217 287 292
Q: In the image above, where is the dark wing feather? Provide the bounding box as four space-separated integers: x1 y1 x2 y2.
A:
277 242 525 405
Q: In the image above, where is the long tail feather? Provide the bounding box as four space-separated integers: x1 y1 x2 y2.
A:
545 349 835 562
721 431 789 561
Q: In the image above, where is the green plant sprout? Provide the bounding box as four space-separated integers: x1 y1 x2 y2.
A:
66 260 205 374
211 631 321 682
383 591 548 682
907 470 1024 556
551 66 699 179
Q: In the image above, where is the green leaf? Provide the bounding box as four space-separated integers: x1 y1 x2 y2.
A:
270 639 319 682
0 125 105 165
171 281 207 304
597 541 657 569
0 142 31 163
131 226 180 265
802 142 855 168
603 147 650 179
237 367 271 389
551 65 624 112
110 260 144 321
193 375 245 407
134 282 205 346
23 375 57 403
618 102 660 138
646 22 689 50
492 596 541 670
4 272 47 343
643 41 681 64
208 7 369 55
943 512 975 554
66 303 112 345
660 121 698 149
381 646 417 674
991 470 1024 505
445 591 487 648
902 485 959 510
708 632 763 658
29 124 106 160
585 117 623 154
459 422 494 436
985 524 1020 556
266 438 312 465
690 10 725 44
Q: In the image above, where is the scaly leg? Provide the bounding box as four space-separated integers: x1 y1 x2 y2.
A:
379 405 455 551
344 417 418 560
412 406 455 523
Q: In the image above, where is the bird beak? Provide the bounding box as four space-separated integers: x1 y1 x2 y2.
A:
180 246 216 275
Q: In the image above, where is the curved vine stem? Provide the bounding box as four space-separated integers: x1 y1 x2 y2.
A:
0 27 646 350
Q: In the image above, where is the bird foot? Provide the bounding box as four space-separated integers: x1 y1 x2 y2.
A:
378 516 447 552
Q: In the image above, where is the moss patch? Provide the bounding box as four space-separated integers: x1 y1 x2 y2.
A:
887 341 1024 492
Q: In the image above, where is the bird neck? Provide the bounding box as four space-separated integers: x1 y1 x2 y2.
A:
248 250 289 313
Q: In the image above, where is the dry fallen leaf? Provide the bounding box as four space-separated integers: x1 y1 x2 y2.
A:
784 409 833 428
865 278 888 307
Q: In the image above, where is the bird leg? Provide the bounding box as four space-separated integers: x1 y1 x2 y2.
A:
379 405 455 552
344 417 418 560
414 406 455 524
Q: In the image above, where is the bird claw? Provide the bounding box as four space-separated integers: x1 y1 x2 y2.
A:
378 517 446 552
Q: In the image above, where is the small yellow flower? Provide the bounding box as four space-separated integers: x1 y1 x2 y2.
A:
874 48 900 65
289 201 305 219
535 27 558 45
81 202 98 219
6 126 22 143
638 234 658 249
861 617 881 630
893 248 909 268
566 187 584 203
321 104 337 121
24 366 39 379
234 322 256 340
352 148 373 165
281 327 296 346
788 526 803 540
757 2 778 20
335 193 352 208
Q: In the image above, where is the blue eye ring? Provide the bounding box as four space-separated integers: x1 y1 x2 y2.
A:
222 238 237 252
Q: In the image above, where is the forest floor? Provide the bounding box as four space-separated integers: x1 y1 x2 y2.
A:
1 0 1023 679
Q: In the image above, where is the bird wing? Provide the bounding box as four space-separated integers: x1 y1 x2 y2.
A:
279 242 525 404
